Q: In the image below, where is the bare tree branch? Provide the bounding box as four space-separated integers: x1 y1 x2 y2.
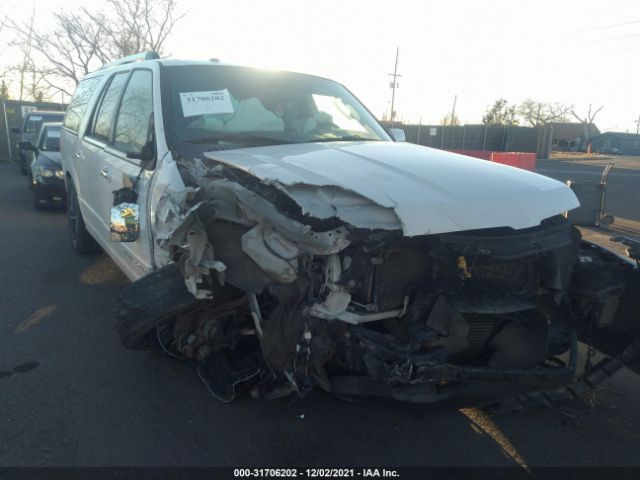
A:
6 0 185 99
571 104 604 148
517 99 573 127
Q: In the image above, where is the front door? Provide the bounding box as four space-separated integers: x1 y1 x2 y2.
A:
81 69 155 280
81 71 130 239
104 69 156 279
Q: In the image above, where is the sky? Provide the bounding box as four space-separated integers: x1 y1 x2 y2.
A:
1 0 640 132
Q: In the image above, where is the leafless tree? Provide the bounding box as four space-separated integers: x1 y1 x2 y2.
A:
98 0 185 57
518 99 573 127
12 8 49 101
8 0 185 96
572 104 604 147
0 8 45 101
9 11 111 95
15 9 35 100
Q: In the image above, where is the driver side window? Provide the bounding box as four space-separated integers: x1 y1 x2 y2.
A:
312 94 367 133
113 70 154 157
88 72 129 142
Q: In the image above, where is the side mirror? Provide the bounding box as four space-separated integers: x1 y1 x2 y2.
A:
389 128 406 142
110 203 140 242
11 126 21 134
18 141 36 151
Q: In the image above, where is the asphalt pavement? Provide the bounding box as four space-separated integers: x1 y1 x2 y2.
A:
1 162 640 468
537 156 640 225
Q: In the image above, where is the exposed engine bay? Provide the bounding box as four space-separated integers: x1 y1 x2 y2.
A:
119 154 640 407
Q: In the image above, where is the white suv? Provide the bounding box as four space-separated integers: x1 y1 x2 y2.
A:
61 52 640 406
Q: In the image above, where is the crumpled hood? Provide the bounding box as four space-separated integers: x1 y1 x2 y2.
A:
204 141 579 236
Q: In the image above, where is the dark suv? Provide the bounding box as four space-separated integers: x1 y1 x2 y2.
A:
13 110 65 174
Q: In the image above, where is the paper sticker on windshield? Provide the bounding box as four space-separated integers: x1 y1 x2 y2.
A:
30 116 42 121
180 90 234 117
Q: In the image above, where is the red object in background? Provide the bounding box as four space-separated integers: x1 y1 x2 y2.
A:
490 152 536 172
448 149 493 160
445 149 536 172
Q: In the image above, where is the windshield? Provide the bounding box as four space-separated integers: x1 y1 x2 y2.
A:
161 65 390 151
25 114 64 134
39 126 61 151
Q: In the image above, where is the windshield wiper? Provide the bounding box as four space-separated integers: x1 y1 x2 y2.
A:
310 135 381 143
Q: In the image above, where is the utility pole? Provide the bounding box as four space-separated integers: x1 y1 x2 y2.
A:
636 114 640 135
3 101 13 161
450 95 457 126
388 47 401 128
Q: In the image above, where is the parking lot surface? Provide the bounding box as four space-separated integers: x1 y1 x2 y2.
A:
1 161 640 468
537 156 640 226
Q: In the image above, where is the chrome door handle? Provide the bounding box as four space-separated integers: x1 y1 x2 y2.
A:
99 166 112 179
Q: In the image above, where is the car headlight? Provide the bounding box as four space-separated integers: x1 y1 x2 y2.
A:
37 167 63 178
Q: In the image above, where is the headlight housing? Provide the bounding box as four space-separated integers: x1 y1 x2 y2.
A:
37 167 64 179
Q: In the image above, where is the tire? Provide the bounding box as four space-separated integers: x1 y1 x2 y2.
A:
67 179 100 254
115 263 203 350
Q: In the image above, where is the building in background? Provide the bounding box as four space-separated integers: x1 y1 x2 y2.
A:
548 122 600 152
592 132 640 156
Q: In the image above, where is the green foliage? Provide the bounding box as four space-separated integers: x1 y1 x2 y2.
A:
482 99 518 126
0 81 10 100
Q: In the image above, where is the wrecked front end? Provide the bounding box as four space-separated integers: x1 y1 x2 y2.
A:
132 153 640 408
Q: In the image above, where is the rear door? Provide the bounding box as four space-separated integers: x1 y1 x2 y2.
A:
61 74 104 203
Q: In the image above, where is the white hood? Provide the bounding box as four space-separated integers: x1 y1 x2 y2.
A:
204 141 579 236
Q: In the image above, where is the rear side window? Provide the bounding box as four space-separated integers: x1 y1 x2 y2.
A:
26 114 64 133
89 73 129 141
40 127 61 152
63 76 103 133
114 70 153 155
24 115 43 133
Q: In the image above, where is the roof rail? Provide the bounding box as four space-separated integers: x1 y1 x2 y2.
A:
100 51 160 70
